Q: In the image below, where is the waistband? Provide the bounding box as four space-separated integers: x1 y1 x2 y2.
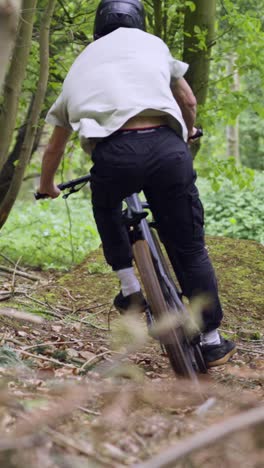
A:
116 125 168 135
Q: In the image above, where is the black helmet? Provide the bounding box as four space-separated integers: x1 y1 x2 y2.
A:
94 0 146 40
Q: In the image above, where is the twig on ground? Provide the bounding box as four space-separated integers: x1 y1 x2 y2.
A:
237 346 264 356
11 257 22 293
67 315 109 331
22 339 81 350
0 265 41 281
17 349 76 368
53 285 78 302
3 337 24 346
23 294 64 318
80 350 111 372
74 301 112 314
28 294 73 313
134 405 264 468
0 308 44 324
78 406 101 416
15 299 63 319
91 308 109 316
86 301 112 311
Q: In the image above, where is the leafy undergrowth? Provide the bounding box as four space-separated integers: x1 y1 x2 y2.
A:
0 237 263 467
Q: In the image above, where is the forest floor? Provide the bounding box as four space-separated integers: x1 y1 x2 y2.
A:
0 237 263 468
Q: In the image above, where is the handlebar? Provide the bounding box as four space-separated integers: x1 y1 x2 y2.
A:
34 174 91 200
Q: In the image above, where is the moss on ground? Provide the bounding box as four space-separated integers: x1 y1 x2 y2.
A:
4 236 261 336
206 236 264 331
53 236 263 334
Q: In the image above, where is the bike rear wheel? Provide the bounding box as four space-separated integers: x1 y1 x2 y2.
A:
133 239 197 379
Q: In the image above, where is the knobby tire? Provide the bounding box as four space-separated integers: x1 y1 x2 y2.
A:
133 240 196 379
150 230 207 375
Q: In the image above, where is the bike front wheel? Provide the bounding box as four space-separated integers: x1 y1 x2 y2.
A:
133 239 197 380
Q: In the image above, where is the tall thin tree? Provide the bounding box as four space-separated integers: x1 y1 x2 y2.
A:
0 0 57 228
183 0 217 106
0 0 21 91
0 0 37 173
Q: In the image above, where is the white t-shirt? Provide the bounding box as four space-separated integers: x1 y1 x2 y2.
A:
46 28 189 145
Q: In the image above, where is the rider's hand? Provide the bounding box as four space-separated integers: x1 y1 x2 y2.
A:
37 182 61 199
188 127 198 142
188 127 203 143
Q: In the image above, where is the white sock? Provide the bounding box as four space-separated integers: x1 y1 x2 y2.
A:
116 267 141 297
201 329 221 346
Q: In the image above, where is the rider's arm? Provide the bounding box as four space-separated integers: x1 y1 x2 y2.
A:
170 77 197 138
39 126 72 198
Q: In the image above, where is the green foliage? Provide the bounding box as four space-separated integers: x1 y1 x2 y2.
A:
197 0 264 171
196 156 255 192
199 172 264 243
185 1 196 13
0 347 24 367
0 196 100 270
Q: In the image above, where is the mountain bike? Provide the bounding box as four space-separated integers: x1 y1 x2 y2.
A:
35 172 207 382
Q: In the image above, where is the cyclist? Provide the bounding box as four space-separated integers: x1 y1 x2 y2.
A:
38 0 236 367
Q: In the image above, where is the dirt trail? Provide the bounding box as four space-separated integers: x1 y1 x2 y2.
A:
0 237 263 467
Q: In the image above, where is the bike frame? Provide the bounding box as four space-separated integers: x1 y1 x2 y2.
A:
125 193 186 315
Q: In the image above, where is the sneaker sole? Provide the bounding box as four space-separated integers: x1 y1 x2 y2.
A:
206 346 237 368
114 304 146 315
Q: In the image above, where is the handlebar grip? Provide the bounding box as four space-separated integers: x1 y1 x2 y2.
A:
34 192 49 200
189 128 203 140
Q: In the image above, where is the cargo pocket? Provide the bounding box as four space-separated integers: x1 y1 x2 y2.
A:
189 192 205 238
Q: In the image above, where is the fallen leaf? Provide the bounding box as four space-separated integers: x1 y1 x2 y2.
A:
79 351 96 360
67 348 79 358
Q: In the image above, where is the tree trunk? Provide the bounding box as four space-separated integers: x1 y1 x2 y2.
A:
226 54 240 164
0 0 37 173
0 96 47 203
0 0 21 91
183 0 216 105
183 0 216 157
153 0 163 38
0 0 57 228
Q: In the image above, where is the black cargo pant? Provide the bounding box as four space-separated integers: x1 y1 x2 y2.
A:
90 126 223 332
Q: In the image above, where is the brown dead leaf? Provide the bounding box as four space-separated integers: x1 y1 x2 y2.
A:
79 350 96 360
67 348 79 358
